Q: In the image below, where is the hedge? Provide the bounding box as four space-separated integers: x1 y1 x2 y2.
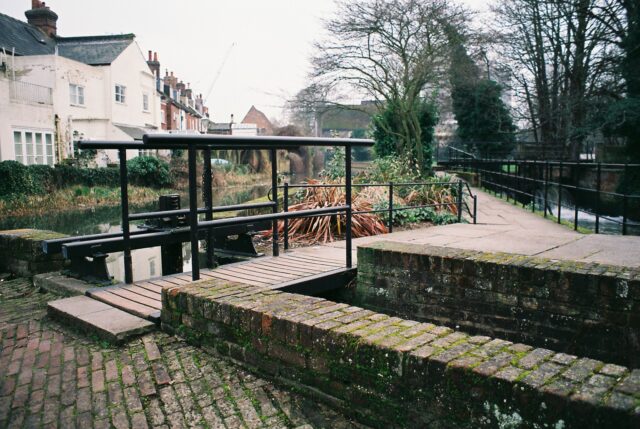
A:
0 157 174 198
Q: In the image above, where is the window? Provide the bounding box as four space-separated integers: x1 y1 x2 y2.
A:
115 84 126 103
12 130 55 165
143 93 149 111
69 84 85 105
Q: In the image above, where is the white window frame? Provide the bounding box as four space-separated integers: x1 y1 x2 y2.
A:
12 129 55 166
115 84 126 103
143 93 150 112
69 83 85 106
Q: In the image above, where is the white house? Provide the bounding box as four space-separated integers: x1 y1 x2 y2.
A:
0 1 162 166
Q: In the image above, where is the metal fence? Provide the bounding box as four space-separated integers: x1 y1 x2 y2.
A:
9 81 53 105
448 159 640 235
272 181 477 250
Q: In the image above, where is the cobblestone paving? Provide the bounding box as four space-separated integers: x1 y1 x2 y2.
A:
0 277 365 429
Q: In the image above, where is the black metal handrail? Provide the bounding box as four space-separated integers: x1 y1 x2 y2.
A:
272 180 477 250
78 135 374 283
446 158 640 235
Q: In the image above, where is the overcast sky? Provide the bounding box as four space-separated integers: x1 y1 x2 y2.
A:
1 0 489 123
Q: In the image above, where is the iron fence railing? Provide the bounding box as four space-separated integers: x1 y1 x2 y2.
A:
271 180 477 250
9 80 53 105
447 159 640 235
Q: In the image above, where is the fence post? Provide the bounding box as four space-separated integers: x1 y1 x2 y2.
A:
457 180 463 223
388 182 394 233
544 161 549 218
574 161 579 231
270 149 279 256
283 182 289 250
622 163 628 235
557 161 563 224
473 195 477 224
119 148 133 284
188 146 200 281
595 163 601 233
203 148 214 268
345 145 353 268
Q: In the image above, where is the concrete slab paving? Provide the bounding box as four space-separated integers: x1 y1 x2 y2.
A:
297 187 640 268
48 295 155 343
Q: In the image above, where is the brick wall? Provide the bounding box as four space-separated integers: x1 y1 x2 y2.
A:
0 229 67 276
162 279 640 428
355 241 640 368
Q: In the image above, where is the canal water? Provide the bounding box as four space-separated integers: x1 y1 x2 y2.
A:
0 184 269 283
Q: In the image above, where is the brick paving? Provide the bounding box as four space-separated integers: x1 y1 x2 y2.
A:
0 277 365 428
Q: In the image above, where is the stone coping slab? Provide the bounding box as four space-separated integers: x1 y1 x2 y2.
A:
34 272 93 297
162 279 640 428
48 296 155 344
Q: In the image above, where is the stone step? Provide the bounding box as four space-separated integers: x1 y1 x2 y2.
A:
47 296 155 344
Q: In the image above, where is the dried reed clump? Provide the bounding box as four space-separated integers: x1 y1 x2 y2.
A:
264 179 388 244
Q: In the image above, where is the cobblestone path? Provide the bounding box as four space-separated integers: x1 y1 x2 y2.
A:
0 278 365 429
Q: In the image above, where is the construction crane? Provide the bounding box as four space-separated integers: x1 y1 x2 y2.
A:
203 42 235 105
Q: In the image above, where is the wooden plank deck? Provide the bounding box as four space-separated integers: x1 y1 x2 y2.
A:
86 250 349 323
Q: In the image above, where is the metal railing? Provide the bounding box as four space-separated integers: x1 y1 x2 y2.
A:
446 159 640 235
78 134 374 283
272 180 477 250
9 81 53 105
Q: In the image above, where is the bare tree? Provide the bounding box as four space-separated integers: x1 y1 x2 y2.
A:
311 0 467 167
493 0 624 157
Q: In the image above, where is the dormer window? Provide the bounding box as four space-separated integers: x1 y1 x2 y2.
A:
115 84 126 103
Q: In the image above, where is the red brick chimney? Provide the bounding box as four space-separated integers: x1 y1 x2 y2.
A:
25 0 58 37
147 51 160 78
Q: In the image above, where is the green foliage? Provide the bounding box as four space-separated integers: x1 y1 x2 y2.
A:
321 147 346 180
52 164 120 188
127 156 173 188
451 79 516 156
358 155 421 185
0 161 38 197
372 99 437 174
449 43 516 157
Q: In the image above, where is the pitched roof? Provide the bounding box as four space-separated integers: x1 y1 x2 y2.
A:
0 12 134 65
56 35 135 65
241 105 273 135
0 13 55 56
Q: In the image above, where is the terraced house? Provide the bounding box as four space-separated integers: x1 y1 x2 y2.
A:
0 0 162 166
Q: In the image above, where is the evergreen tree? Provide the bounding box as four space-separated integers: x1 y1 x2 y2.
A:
450 44 516 157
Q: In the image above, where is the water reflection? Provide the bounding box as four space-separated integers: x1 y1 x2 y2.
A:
0 184 269 282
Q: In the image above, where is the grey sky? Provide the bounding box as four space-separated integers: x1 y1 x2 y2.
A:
1 0 488 123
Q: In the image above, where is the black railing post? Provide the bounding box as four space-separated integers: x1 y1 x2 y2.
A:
544 161 549 218
595 162 601 233
119 148 133 284
622 163 628 235
188 146 200 281
203 147 214 268
473 195 477 224
557 161 563 224
457 180 463 223
345 145 353 268
574 160 579 231
531 160 536 212
271 149 279 256
283 182 289 250
388 182 394 233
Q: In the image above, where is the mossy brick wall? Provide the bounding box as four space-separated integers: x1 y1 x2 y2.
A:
162 279 640 429
0 229 67 276
355 241 640 368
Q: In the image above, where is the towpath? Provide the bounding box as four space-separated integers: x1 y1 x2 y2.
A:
296 187 640 268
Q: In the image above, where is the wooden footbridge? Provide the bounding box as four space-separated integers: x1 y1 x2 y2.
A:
43 135 371 322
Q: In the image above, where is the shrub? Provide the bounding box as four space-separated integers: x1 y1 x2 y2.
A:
0 161 37 197
52 165 119 188
127 156 173 188
27 164 55 194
